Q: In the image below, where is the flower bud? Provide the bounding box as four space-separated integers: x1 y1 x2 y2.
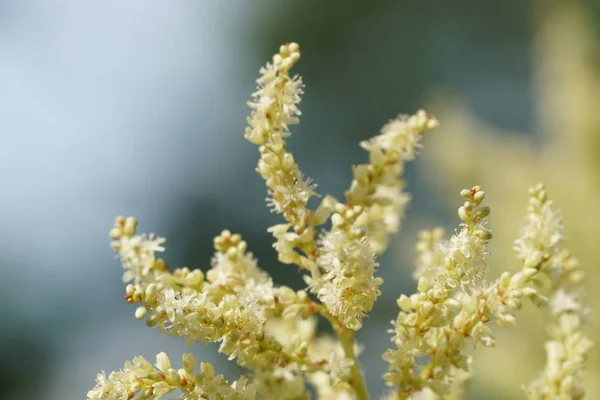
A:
135 306 148 319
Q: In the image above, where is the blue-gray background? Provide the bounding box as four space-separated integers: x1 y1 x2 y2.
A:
1 1 598 399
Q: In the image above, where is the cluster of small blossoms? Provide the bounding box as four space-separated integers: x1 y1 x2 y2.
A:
245 42 328 275
107 219 334 399
382 187 492 397
482 184 566 333
259 317 357 399
252 318 316 399
311 202 383 330
245 43 436 334
349 111 438 254
104 212 376 399
521 185 592 399
513 183 564 271
90 43 591 400
380 364 469 400
383 184 592 399
307 112 438 331
87 352 255 400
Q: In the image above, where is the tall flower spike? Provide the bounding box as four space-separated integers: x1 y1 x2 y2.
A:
246 43 330 275
522 185 593 400
87 352 256 400
383 186 492 397
347 111 439 254
245 42 314 219
309 111 438 331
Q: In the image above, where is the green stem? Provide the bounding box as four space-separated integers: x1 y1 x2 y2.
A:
338 329 370 400
313 303 369 399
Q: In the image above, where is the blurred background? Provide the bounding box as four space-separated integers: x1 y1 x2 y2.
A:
1 0 599 399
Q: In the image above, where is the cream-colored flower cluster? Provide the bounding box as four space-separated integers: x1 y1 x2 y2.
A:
354 111 438 253
521 186 593 400
246 43 323 271
307 111 437 331
243 44 436 335
382 184 591 399
382 187 492 397
89 43 591 400
88 352 255 400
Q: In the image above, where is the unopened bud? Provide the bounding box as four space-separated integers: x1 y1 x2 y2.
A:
135 306 148 319
458 206 469 222
473 190 485 203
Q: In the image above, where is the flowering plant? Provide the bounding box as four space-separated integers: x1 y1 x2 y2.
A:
88 43 591 400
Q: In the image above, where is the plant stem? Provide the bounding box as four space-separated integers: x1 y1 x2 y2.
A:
338 328 370 400
313 302 369 399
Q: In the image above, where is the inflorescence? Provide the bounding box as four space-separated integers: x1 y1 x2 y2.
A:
88 43 591 400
